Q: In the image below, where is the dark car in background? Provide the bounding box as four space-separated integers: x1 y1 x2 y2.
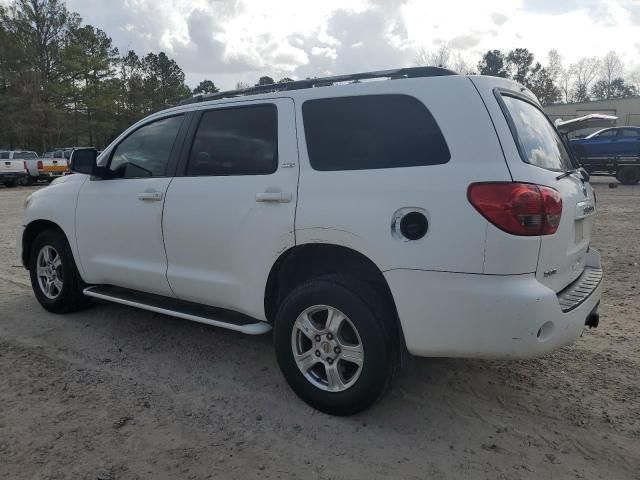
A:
570 127 640 157
568 126 640 185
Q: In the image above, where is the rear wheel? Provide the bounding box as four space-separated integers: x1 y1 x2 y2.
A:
616 166 640 185
274 274 399 415
29 230 91 313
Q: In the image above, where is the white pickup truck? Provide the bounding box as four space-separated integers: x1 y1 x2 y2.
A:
29 150 69 184
0 151 28 187
1 150 69 185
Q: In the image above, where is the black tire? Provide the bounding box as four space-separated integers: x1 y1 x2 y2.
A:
274 274 399 415
29 229 91 314
25 176 34 186
4 180 16 188
616 166 640 185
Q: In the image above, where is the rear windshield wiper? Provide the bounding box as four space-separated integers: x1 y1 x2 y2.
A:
556 167 590 182
556 168 578 180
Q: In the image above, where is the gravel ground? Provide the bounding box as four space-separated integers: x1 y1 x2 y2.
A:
0 179 638 480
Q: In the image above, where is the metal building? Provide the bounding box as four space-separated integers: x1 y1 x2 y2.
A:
545 96 640 137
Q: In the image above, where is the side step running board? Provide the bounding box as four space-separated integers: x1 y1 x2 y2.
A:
83 285 271 335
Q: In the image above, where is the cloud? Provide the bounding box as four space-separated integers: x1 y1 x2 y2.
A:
449 34 482 50
629 3 640 25
64 0 640 90
520 0 615 25
490 12 508 25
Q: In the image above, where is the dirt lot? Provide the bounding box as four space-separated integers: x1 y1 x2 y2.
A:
0 180 638 480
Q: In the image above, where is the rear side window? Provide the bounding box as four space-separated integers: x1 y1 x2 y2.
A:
302 95 450 171
0 152 9 159
187 105 278 176
622 128 640 137
501 95 573 171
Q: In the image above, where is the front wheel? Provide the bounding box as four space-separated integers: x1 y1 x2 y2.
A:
29 230 91 313
616 166 640 185
274 274 399 415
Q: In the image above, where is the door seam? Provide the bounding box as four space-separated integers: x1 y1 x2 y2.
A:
162 176 178 298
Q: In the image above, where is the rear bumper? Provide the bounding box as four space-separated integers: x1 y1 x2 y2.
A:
38 171 67 179
385 249 602 359
0 172 27 182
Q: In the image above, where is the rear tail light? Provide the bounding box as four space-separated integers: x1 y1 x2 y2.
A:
37 160 43 170
23 161 27 171
468 182 562 236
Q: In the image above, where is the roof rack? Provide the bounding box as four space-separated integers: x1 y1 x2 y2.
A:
178 66 457 106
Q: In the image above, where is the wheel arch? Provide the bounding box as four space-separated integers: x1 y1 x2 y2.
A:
264 243 402 335
22 220 69 269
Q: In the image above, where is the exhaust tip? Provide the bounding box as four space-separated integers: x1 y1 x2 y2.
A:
585 312 600 329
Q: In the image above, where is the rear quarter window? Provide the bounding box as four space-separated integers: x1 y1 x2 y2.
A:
500 94 573 172
302 94 450 171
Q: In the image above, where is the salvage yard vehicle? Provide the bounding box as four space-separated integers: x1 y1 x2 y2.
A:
0 150 28 187
1 150 68 185
570 127 640 185
19 67 603 415
556 115 640 185
34 149 72 183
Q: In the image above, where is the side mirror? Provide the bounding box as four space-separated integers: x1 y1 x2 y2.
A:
70 149 98 175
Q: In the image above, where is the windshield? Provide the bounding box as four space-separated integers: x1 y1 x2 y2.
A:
585 129 615 139
502 95 573 172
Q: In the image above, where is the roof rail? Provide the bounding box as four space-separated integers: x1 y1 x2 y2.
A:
178 66 457 106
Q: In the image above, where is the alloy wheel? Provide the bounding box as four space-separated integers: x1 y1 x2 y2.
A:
291 305 364 392
36 245 64 300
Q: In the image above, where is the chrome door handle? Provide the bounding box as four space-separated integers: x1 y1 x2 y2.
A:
137 191 163 201
256 191 292 203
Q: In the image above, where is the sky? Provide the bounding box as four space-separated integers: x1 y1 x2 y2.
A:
61 0 640 90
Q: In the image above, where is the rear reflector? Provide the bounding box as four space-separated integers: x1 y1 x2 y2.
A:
468 182 562 236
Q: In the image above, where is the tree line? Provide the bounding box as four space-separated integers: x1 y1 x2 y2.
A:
2 1 639 152
0 0 200 151
0 1 298 152
418 46 639 106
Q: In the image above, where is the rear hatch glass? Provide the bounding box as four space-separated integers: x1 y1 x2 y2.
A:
15 151 38 159
499 93 594 293
501 95 574 171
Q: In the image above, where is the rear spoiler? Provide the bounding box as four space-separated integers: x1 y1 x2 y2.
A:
554 114 618 134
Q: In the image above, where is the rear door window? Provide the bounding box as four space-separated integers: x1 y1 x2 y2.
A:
187 105 278 176
501 94 573 171
302 94 450 171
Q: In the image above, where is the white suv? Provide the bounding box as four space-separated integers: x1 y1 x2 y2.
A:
19 67 603 415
